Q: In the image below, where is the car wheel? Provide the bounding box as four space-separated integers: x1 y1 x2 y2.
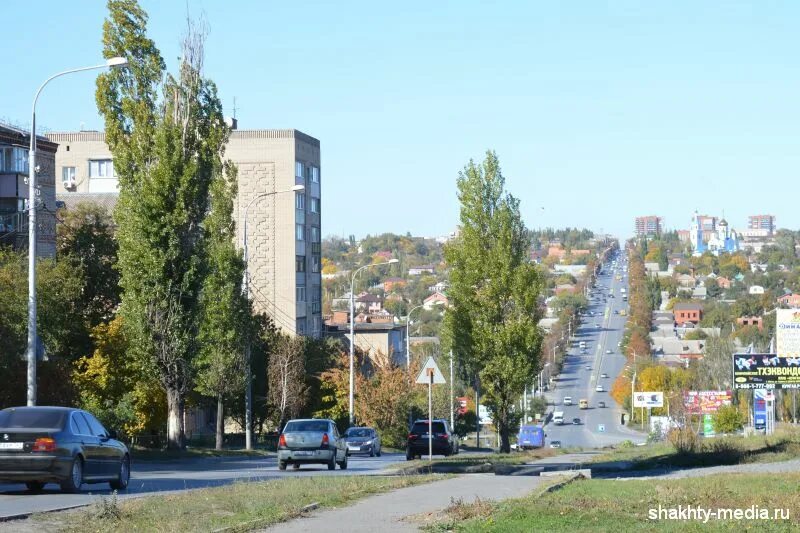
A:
406 449 414 461
338 453 348 470
327 454 336 470
369 446 375 458
60 456 83 493
25 481 45 493
109 455 130 491
376 447 381 457
293 463 301 470
278 461 287 471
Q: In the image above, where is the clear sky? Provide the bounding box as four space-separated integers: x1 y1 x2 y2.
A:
3 1 799 239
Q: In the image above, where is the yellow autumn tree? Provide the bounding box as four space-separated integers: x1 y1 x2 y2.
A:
73 316 166 436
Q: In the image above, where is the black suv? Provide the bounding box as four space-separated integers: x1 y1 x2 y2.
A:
406 419 458 460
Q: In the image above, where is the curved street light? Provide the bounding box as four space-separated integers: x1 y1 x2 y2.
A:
349 259 399 425
26 57 128 407
240 183 305 449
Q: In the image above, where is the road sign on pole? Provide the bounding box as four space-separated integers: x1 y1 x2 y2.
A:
415 356 446 461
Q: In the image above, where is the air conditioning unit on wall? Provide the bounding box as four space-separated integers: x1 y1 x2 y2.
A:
62 175 76 189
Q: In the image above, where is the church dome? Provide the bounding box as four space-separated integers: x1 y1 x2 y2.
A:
719 219 728 226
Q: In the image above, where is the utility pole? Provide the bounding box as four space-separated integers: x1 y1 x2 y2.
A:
449 351 454 432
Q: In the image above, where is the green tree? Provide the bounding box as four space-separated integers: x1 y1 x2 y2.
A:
194 163 249 450
713 404 746 434
97 0 230 448
443 151 544 453
56 202 120 326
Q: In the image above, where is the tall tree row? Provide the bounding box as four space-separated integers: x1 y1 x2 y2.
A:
96 0 241 448
444 151 544 452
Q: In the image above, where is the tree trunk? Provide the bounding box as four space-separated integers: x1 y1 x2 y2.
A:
166 387 185 450
216 393 224 451
497 408 511 453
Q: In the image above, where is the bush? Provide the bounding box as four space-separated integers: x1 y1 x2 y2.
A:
713 405 746 434
668 427 699 454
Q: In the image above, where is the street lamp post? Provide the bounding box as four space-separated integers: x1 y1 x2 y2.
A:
241 184 305 449
406 304 425 368
349 259 398 426
26 57 128 406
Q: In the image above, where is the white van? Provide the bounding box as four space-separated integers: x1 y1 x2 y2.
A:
553 411 565 425
563 397 573 406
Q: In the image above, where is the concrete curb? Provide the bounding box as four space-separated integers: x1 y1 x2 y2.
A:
535 471 585 496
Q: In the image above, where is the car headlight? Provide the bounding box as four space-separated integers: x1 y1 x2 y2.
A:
364 440 372 445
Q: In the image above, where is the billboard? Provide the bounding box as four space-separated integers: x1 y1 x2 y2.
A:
754 389 767 429
633 391 664 408
683 390 732 414
777 309 800 357
732 353 800 389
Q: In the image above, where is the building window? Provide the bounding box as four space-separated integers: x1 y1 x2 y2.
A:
297 317 307 335
295 161 304 179
310 197 320 214
296 255 306 273
311 255 320 273
62 166 77 188
309 226 320 243
295 192 305 210
0 146 28 174
89 159 114 178
312 316 322 334
312 285 321 313
296 223 305 241
311 166 320 183
296 286 307 302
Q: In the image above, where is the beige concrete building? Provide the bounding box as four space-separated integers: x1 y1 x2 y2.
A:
47 128 322 337
0 124 57 257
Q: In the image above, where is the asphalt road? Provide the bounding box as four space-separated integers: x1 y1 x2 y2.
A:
0 452 404 520
545 254 646 449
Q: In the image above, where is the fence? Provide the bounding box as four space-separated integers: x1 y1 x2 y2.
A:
131 432 280 451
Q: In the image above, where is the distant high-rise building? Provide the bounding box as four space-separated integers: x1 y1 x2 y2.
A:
48 127 323 338
634 215 662 237
748 215 775 236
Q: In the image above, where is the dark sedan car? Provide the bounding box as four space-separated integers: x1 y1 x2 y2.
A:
344 427 381 457
0 406 130 493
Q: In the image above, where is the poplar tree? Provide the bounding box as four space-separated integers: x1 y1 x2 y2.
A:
195 162 249 450
96 0 230 448
444 151 544 452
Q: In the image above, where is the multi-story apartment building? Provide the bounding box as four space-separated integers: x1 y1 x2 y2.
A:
47 127 322 338
634 215 662 237
747 214 775 236
0 124 57 257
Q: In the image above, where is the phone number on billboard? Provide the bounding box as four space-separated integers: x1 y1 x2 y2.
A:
734 383 800 390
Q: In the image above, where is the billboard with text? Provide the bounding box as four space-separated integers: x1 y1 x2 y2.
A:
683 390 732 414
733 353 800 389
633 391 664 408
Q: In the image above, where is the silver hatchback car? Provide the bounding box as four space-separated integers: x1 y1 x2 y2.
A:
278 419 348 471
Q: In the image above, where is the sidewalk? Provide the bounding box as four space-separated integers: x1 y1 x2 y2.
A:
261 474 547 532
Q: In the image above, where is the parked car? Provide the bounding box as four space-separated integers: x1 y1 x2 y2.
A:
406 419 457 460
0 406 130 493
278 419 347 471
344 427 381 457
550 440 562 449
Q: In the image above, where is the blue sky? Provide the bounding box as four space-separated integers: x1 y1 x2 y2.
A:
3 1 799 239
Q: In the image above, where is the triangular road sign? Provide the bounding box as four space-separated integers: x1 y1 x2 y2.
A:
416 356 446 384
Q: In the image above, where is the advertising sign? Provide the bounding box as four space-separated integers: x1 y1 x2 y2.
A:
703 414 715 437
777 309 800 357
732 353 800 390
754 389 767 429
683 391 732 414
633 391 664 408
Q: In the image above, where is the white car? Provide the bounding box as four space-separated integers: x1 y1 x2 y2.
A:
595 385 604 392
563 397 573 406
606 349 612 354
601 373 609 378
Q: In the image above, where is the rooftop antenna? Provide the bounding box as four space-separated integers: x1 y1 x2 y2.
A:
232 97 238 120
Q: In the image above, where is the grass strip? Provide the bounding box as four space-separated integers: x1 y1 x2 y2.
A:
591 426 800 471
38 474 445 532
432 472 800 532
